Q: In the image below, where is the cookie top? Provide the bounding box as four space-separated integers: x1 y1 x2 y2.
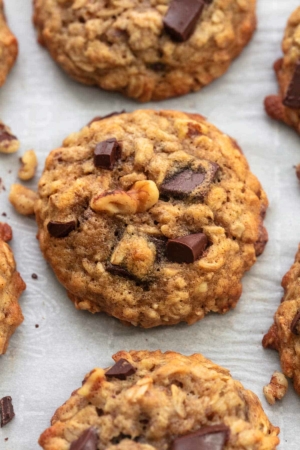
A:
35 110 268 328
0 223 25 354
263 244 300 395
264 7 300 133
33 0 256 101
38 350 279 450
0 0 18 87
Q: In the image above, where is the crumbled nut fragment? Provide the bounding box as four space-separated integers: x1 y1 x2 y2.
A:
128 180 159 213
18 150 38 181
0 223 12 242
263 371 288 405
0 122 20 154
9 184 38 216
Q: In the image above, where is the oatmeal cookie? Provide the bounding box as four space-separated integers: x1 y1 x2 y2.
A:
35 110 268 328
264 7 300 134
0 223 25 354
38 350 280 450
263 244 300 395
33 0 256 102
0 0 18 87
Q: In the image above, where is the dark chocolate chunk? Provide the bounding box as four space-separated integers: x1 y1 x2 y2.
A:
160 164 218 199
171 425 230 450
166 233 208 264
94 138 122 170
291 311 300 335
47 220 76 238
105 358 137 380
70 428 98 450
0 397 15 428
149 236 167 261
163 0 205 42
106 263 135 280
148 62 166 72
0 124 17 143
283 61 300 109
88 110 126 126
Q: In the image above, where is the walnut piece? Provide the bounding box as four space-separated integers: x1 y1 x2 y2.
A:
9 184 38 216
0 122 19 154
18 150 38 181
0 223 12 242
263 371 288 405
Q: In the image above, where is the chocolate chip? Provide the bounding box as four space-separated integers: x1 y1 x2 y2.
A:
171 425 230 450
166 233 208 264
47 220 76 238
291 311 300 335
106 263 135 280
88 111 126 126
163 0 205 42
0 397 15 428
70 428 98 450
160 164 218 199
283 61 300 109
105 359 137 380
94 138 122 170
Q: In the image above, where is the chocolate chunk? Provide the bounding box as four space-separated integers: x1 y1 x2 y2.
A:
88 110 126 126
283 61 300 109
149 236 167 261
106 263 135 280
47 220 76 238
166 233 208 264
148 62 166 72
94 138 122 170
105 358 137 380
0 397 15 428
70 428 98 450
291 311 300 335
171 425 230 450
160 164 218 199
163 0 205 42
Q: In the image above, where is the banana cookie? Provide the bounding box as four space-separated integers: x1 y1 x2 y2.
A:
33 0 256 102
0 0 18 87
0 223 25 354
263 244 300 395
35 110 268 328
264 7 300 134
38 350 280 450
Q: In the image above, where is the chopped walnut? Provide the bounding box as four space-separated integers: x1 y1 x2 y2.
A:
18 150 38 181
0 122 20 154
9 184 38 216
263 372 288 405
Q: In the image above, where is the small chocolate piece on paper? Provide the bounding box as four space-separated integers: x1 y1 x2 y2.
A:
171 425 230 450
283 61 300 109
94 138 122 170
88 111 126 126
105 358 137 380
70 428 98 450
291 311 300 335
47 220 76 238
166 233 208 264
0 397 15 428
163 0 205 42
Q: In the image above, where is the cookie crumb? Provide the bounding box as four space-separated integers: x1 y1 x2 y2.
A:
296 164 300 181
263 371 288 405
35 324 39 328
0 223 12 242
2 213 7 217
31 273 38 280
9 184 38 216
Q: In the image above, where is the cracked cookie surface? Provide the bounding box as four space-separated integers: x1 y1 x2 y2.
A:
38 350 280 450
0 223 25 354
33 0 256 102
35 110 268 328
0 0 18 87
263 245 300 395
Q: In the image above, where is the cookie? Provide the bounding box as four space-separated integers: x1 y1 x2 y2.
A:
0 223 25 354
33 0 256 102
264 7 300 134
263 244 300 395
35 110 268 328
38 350 280 450
0 0 18 87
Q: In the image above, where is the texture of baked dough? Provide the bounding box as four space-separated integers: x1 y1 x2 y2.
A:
264 7 300 133
263 244 300 395
38 350 280 450
0 0 18 87
0 238 25 354
35 110 268 328
33 0 256 101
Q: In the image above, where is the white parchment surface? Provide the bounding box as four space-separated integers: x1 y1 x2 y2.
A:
1 0 300 448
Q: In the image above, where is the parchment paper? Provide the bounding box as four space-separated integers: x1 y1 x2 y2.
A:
0 1 300 448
